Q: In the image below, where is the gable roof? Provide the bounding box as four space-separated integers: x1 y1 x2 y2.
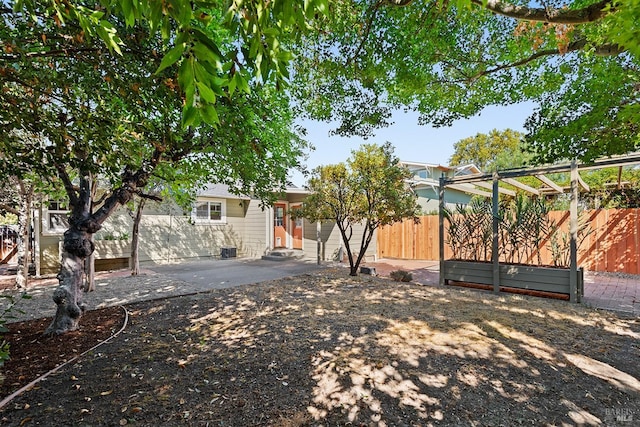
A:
197 184 250 199
197 183 310 199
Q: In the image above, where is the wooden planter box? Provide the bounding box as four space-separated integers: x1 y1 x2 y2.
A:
443 260 583 297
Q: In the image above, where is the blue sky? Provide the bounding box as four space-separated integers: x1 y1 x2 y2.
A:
290 101 536 187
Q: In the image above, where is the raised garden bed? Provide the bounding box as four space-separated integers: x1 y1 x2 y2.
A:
443 259 583 299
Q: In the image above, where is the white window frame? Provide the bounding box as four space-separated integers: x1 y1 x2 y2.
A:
44 200 70 235
192 199 227 224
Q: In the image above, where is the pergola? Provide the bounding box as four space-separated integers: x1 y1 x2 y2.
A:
437 153 640 303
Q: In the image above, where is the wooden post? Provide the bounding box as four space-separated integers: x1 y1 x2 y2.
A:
492 172 500 294
317 221 321 265
439 175 445 286
570 160 579 303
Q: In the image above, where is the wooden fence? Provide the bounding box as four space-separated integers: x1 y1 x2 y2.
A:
377 208 640 274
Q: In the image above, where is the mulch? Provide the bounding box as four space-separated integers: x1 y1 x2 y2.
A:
1 269 639 426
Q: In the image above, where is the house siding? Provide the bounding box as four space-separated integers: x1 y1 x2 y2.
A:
301 220 377 262
36 188 378 275
242 200 269 258
37 198 266 274
416 188 472 213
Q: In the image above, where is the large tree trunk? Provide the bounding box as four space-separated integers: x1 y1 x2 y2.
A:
336 222 358 276
45 228 94 335
45 149 160 335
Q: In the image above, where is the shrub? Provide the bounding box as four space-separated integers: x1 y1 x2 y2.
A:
389 270 413 282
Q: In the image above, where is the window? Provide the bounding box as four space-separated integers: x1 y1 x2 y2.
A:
192 199 226 224
274 206 284 227
45 200 70 233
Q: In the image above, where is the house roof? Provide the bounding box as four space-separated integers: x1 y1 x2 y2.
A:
198 184 310 199
198 184 250 200
400 161 454 172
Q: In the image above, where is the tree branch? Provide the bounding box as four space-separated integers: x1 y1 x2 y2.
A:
347 0 384 66
137 192 163 202
0 203 19 216
460 39 622 82
54 161 79 208
470 0 613 24
91 147 165 226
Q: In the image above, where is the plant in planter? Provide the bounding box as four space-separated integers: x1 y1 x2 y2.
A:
443 196 585 299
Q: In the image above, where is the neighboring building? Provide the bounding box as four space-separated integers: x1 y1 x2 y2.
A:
401 161 482 213
33 184 375 276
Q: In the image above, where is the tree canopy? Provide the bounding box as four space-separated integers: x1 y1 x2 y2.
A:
449 129 528 171
290 0 639 162
0 0 315 334
295 143 420 276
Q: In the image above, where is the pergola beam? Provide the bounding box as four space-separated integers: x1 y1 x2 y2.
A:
444 153 640 185
474 181 516 197
502 178 540 196
447 183 493 198
577 172 590 192
534 174 565 193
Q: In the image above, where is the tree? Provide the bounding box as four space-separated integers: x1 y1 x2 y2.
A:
524 56 640 163
295 143 420 276
0 1 313 334
9 0 328 127
449 129 527 171
291 0 639 162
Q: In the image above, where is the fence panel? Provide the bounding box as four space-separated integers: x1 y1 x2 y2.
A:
377 208 640 274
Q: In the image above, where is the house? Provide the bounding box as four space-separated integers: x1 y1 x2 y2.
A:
33 184 375 276
401 161 482 213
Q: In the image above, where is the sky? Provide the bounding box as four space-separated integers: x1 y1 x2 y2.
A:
289 101 536 187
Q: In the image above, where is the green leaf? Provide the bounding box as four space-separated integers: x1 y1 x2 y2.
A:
191 42 220 66
156 43 186 74
228 73 238 96
196 81 216 103
178 57 194 90
182 105 199 128
201 104 220 125
121 0 134 27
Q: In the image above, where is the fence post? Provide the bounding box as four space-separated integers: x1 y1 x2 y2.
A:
492 172 500 294
570 160 579 303
439 175 445 286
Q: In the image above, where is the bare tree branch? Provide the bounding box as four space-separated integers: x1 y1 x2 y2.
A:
457 39 623 83
470 0 613 24
383 0 613 24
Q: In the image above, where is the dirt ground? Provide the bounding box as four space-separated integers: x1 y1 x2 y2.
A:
1 268 639 426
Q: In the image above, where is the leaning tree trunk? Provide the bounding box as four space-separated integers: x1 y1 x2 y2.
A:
336 222 358 276
45 228 94 335
130 198 145 276
45 148 160 335
15 182 33 290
